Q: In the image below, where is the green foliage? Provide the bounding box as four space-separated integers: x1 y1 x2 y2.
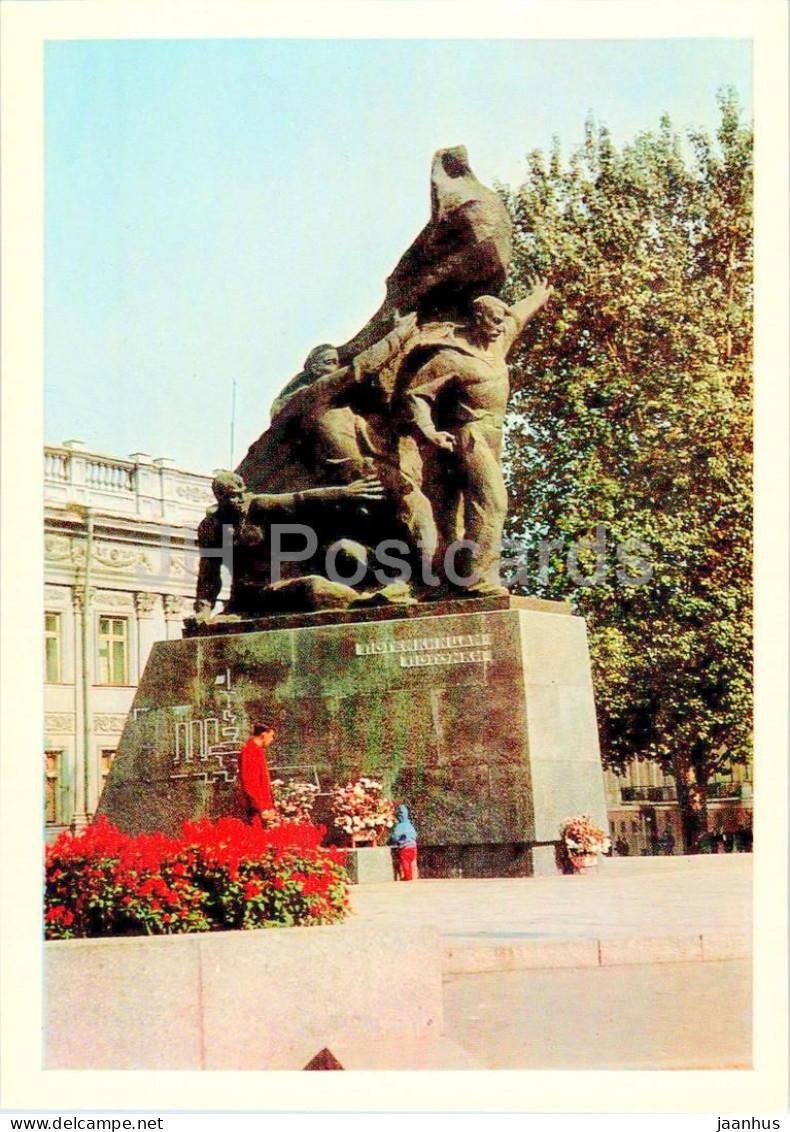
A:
501 90 752 847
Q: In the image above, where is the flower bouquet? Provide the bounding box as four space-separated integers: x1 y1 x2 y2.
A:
560 815 611 874
270 779 320 826
330 777 396 847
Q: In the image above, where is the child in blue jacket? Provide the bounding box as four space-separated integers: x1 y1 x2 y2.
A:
389 804 418 880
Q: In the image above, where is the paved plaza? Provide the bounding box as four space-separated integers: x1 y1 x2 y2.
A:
341 854 753 1069
349 853 752 971
443 958 752 1069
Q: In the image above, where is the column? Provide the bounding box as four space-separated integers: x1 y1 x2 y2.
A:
163 595 186 641
70 585 95 830
70 588 84 826
135 591 160 674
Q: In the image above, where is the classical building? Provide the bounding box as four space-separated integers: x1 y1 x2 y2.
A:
604 761 752 855
44 440 222 841
44 440 752 852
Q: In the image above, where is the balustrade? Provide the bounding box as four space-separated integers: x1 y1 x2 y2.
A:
84 457 134 492
44 450 70 482
45 444 212 523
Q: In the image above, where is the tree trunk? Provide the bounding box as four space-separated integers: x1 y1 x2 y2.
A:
673 758 709 853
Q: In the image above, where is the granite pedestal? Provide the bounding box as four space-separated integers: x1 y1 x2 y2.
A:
97 597 609 875
345 846 396 884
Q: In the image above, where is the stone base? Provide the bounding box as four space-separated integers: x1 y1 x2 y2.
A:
98 602 609 875
418 842 563 878
46 924 441 1070
344 846 396 884
183 593 571 636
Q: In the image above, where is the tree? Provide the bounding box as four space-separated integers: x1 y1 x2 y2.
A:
501 90 752 851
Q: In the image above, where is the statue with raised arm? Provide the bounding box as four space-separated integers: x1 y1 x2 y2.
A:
214 148 551 616
393 279 554 596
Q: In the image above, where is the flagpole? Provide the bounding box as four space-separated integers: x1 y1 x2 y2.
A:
229 378 237 469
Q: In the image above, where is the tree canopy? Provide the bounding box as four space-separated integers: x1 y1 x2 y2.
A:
501 90 752 848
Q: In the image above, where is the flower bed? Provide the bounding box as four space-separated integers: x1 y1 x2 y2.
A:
45 816 349 940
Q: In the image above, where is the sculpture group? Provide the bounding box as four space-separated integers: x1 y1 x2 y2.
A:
194 146 552 622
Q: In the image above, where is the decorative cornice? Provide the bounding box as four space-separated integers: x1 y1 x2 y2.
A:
97 591 134 610
135 592 159 617
175 482 213 504
45 532 157 575
94 542 155 574
94 713 128 733
44 536 71 562
168 553 199 579
45 713 75 734
163 594 187 618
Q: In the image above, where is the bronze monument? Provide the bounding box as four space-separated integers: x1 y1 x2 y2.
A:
197 147 552 622
101 148 611 878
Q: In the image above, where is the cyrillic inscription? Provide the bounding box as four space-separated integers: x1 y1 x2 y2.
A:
355 633 493 668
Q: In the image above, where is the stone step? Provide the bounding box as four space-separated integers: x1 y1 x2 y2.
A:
442 930 751 974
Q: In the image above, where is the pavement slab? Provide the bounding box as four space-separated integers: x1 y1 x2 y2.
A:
442 958 753 1069
348 854 752 972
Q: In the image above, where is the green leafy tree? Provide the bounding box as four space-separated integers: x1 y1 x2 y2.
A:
501 90 752 850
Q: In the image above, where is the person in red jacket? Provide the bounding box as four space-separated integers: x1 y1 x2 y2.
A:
239 723 276 826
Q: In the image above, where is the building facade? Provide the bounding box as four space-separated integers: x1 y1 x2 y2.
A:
44 441 220 841
605 760 752 855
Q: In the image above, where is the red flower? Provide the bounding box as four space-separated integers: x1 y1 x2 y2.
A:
45 814 349 939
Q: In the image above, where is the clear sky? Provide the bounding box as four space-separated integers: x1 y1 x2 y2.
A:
44 37 752 474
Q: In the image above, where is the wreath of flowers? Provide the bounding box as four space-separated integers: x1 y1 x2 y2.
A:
270 779 320 825
330 777 396 841
560 814 611 856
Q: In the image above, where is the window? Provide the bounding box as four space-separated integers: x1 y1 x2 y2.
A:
98 617 128 685
101 749 116 787
45 750 66 825
45 612 61 683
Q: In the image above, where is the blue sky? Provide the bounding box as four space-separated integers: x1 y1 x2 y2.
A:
44 37 752 473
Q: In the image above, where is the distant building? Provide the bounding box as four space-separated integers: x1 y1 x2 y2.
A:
44 440 220 841
605 760 752 855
